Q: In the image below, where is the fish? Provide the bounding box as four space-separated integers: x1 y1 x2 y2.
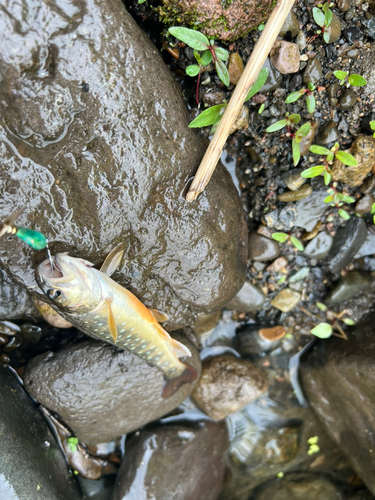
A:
36 245 198 398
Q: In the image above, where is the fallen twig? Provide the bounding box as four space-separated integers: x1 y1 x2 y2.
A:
186 0 296 202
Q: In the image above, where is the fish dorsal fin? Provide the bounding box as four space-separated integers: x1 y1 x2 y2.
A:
150 309 169 323
106 298 118 343
100 243 126 276
170 338 191 358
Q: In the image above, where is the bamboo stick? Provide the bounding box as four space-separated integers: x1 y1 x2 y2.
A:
186 0 296 202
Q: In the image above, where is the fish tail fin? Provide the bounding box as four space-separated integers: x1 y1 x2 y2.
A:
161 364 198 399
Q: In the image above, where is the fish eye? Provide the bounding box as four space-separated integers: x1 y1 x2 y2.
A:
47 289 62 299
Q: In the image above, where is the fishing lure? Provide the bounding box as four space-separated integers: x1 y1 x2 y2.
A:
0 208 48 250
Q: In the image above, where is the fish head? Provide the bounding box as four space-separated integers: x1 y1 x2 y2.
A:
36 253 102 313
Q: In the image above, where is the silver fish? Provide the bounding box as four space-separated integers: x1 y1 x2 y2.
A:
36 246 197 398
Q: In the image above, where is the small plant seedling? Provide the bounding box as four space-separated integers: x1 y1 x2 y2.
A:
371 203 375 224
266 113 311 166
333 71 367 87
188 68 269 132
272 232 304 251
285 82 316 113
370 120 375 138
307 302 355 340
138 0 147 3
312 2 334 43
67 437 79 453
301 143 357 185
307 436 320 455
324 186 355 219
168 27 229 103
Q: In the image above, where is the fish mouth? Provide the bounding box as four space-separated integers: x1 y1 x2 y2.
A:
37 254 74 285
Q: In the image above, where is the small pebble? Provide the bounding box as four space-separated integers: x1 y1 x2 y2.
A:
304 232 333 259
277 184 312 202
325 12 342 43
295 31 307 51
303 58 322 85
316 121 339 145
289 266 310 283
248 232 280 261
270 41 300 75
282 169 306 191
337 0 351 11
271 288 301 312
339 88 357 110
229 106 249 134
266 257 288 273
228 53 244 85
325 272 370 305
279 11 300 38
355 194 374 214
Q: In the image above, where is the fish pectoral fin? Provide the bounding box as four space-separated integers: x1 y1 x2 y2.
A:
170 338 191 358
106 299 118 343
150 309 169 323
100 243 126 276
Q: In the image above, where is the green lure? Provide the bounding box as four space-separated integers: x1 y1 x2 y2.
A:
0 208 48 250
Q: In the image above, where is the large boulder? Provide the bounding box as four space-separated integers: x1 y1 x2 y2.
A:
0 366 81 500
24 333 201 444
0 0 247 327
300 314 375 495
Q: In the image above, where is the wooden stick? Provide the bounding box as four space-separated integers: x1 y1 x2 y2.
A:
186 0 296 202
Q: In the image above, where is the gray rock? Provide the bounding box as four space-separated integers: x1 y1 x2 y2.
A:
248 232 280 261
0 367 81 500
340 88 357 109
112 421 228 500
234 324 285 357
303 58 323 85
225 281 266 312
24 334 201 444
0 0 247 327
260 58 283 93
316 121 340 145
326 272 370 305
293 191 327 231
300 313 375 495
0 268 38 320
355 231 375 259
304 232 333 259
325 217 367 273
279 205 298 229
279 11 300 38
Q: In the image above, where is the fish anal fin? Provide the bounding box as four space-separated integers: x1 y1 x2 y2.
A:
106 299 118 343
161 364 198 399
150 309 169 323
170 338 191 358
100 243 126 276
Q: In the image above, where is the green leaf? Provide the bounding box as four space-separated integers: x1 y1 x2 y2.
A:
323 170 331 185
348 74 367 87
370 120 375 131
308 444 320 455
245 68 269 101
266 119 288 132
374 213 375 225
297 122 311 138
336 193 355 203
313 7 325 27
289 114 301 125
272 232 289 243
168 27 210 51
186 65 200 77
194 50 202 64
326 151 334 162
308 82 315 91
188 103 227 128
258 103 265 114
301 165 325 178
324 7 333 27
309 145 329 155
343 318 355 326
285 91 303 104
316 302 327 312
371 202 375 215
258 23 265 31
215 47 229 61
306 94 316 113
307 436 319 445
339 208 350 219
291 236 304 251
292 139 300 166
201 50 213 66
334 70 348 80
324 194 335 204
323 32 330 43
335 150 357 166
311 322 333 339
215 59 230 86
138 0 147 4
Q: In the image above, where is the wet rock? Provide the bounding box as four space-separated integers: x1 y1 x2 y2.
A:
325 12 342 43
191 355 268 419
193 310 222 335
270 41 300 74
271 288 301 312
294 191 328 231
202 92 225 106
289 266 310 282
355 230 375 258
0 0 247 329
282 169 306 191
225 280 266 312
300 313 375 495
324 217 367 273
360 113 375 135
355 194 374 214
337 0 351 11
360 175 375 194
326 271 370 305
303 58 323 85
343 27 359 44
159 0 274 41
253 473 346 500
277 185 312 202
295 31 307 51
304 231 333 260
316 121 339 145
332 135 375 187
24 334 201 444
327 83 339 106
260 58 283 93
112 421 228 500
0 268 38 320
229 105 249 134
340 88 357 109
228 53 244 85
299 121 319 155
266 256 288 272
234 324 285 357
78 477 116 500
0 367 81 499
279 11 300 38
248 232 280 261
